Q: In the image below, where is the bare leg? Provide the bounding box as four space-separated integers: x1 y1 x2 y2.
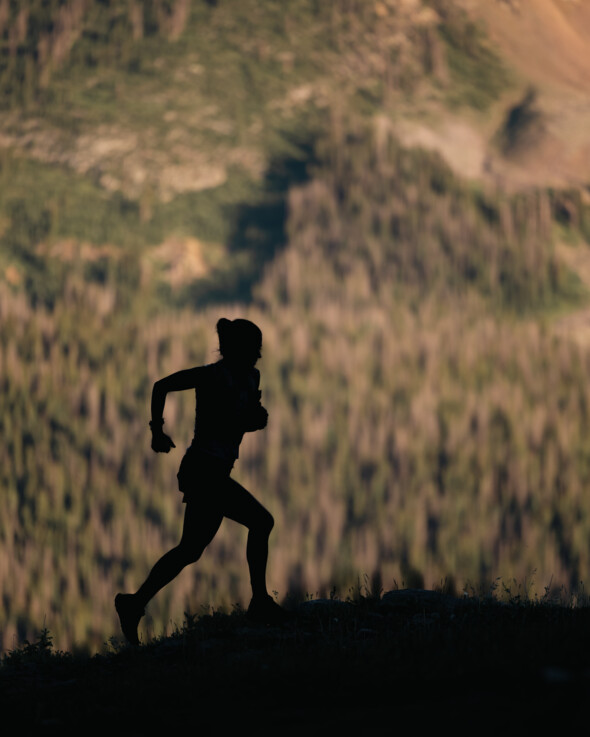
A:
115 502 224 644
116 477 282 643
135 502 223 609
221 478 275 601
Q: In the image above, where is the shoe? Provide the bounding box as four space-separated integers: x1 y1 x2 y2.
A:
115 593 144 645
247 594 290 624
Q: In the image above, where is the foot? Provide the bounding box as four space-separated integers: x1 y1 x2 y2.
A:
247 594 290 624
115 593 144 646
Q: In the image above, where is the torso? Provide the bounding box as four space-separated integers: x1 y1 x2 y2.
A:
192 361 259 461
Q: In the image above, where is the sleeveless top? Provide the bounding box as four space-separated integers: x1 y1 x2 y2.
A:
192 361 260 462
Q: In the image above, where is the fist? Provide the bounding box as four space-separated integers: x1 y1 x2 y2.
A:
151 432 176 453
257 406 268 429
246 405 268 431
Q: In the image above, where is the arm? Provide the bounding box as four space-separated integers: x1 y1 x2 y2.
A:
150 367 203 452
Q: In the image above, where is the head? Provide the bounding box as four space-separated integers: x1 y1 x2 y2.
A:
216 318 262 368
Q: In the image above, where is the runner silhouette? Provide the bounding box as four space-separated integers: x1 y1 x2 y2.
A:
115 318 285 645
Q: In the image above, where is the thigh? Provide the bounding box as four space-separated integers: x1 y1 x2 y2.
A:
179 501 224 553
220 477 272 530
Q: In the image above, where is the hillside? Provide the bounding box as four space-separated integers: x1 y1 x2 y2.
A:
2 0 590 656
3 0 589 300
1 591 589 732
463 0 590 93
394 0 590 190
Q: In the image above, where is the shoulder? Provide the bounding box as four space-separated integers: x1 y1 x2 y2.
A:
204 361 233 387
201 362 222 380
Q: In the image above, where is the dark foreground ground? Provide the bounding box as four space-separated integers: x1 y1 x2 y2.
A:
1 589 589 734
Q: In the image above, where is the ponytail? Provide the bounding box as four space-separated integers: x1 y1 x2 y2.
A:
216 318 233 357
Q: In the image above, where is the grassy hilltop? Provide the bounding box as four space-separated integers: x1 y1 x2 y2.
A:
2 589 590 732
1 0 590 657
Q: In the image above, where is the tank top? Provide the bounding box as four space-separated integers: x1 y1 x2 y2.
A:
192 361 260 462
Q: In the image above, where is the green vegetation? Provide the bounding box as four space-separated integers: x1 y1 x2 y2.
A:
0 0 515 312
3 118 590 653
3 0 461 309
0 149 287 308
1 0 590 657
429 0 513 110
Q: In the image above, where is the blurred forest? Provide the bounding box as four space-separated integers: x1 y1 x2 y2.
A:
2 0 590 653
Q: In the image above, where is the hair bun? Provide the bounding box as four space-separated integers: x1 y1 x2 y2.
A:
216 317 233 335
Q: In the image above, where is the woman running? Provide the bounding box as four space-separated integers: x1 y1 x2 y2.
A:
115 317 285 645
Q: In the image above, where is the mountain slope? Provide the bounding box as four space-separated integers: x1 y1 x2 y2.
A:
446 0 590 188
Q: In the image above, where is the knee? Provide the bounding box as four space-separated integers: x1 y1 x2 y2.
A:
177 543 203 565
258 510 274 536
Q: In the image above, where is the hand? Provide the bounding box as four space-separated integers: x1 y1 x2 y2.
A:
244 405 268 431
257 406 268 429
151 431 176 453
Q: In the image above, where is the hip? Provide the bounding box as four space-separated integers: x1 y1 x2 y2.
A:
177 446 234 501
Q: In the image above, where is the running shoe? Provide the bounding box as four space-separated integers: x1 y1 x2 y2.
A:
115 593 144 646
247 594 291 624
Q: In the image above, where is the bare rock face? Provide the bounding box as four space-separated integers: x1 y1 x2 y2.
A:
0 115 265 203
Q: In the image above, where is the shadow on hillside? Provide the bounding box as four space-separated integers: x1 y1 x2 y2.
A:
186 136 317 307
